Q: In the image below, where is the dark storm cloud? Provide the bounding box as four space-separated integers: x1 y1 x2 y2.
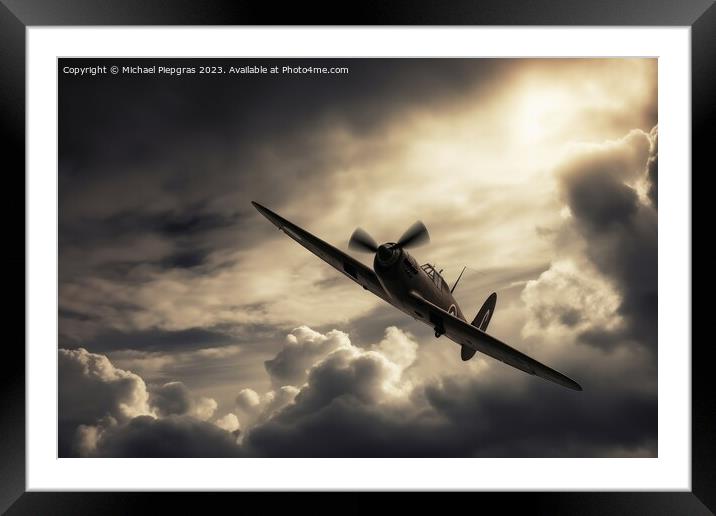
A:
58 58 509 231
248 383 655 458
247 398 448 458
57 57 518 245
57 59 656 345
160 250 206 269
60 205 242 244
58 58 507 236
564 171 640 231
59 59 509 170
422 374 656 457
58 58 517 349
557 128 658 351
59 206 250 283
92 415 243 458
71 327 234 353
245 328 655 458
97 209 243 271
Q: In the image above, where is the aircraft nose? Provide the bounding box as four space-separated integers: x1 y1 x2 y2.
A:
377 244 393 262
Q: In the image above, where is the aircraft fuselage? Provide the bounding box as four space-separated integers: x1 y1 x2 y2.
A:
372 244 466 333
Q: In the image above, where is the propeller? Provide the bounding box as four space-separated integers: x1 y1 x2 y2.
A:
348 221 430 254
397 220 430 249
348 227 379 253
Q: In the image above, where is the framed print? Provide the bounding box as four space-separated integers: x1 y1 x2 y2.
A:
4 0 711 513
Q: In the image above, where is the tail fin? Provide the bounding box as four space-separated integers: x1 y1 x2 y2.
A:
472 292 497 330
460 292 498 361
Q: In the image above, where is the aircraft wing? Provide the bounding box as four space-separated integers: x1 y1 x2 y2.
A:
409 291 582 391
252 202 390 304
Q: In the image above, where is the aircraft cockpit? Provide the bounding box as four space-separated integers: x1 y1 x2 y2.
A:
421 263 448 291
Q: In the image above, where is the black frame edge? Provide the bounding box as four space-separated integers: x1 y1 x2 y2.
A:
0 0 714 26
0 1 26 514
691 1 716 512
5 0 710 514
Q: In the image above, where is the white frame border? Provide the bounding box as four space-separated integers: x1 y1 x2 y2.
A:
27 27 690 491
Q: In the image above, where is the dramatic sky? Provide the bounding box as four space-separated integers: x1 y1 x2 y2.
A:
58 58 658 458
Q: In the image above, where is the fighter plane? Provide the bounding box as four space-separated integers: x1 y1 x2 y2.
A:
252 201 582 391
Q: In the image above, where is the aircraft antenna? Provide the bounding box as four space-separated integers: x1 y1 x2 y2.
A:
450 265 467 294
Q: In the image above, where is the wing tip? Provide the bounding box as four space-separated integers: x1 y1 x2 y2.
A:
562 376 583 391
536 365 583 391
252 201 282 228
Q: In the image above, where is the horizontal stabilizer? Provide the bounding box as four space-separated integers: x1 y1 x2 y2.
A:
461 345 477 361
408 291 582 390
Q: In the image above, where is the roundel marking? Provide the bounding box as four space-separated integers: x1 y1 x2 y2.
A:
448 304 457 316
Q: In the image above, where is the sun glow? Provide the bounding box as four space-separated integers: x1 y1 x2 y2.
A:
514 86 569 144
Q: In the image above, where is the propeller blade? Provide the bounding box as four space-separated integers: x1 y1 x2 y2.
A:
397 220 430 249
349 227 379 253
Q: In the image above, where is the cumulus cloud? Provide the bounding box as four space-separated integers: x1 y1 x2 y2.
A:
149 381 219 421
194 396 218 421
373 326 418 369
289 350 403 413
248 366 655 458
215 326 420 451
245 325 655 457
59 347 152 423
245 327 425 456
59 347 153 456
73 418 114 457
214 413 241 433
260 386 300 420
558 130 652 230
151 381 193 416
232 385 300 431
59 348 231 457
264 326 352 388
235 388 261 413
521 260 624 346
235 326 417 432
61 310 656 457
550 127 658 351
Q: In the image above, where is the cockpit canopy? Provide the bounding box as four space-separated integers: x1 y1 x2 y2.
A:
421 263 438 280
421 263 449 291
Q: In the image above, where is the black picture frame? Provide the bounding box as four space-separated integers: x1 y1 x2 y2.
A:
3 1 710 513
